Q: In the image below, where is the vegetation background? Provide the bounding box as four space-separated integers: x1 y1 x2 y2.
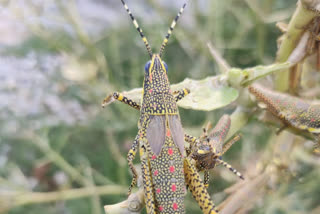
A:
1 0 319 214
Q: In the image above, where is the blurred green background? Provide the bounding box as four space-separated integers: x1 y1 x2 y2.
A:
1 0 319 214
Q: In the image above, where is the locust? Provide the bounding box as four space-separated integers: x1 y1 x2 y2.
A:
248 84 320 149
102 1 219 213
185 115 244 188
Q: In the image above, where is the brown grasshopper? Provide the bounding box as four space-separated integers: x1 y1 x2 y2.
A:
248 84 320 149
102 1 219 213
185 115 244 187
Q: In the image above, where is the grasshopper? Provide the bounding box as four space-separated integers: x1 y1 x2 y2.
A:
103 1 218 213
185 115 244 188
248 84 320 149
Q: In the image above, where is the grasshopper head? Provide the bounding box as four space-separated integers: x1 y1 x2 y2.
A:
143 54 170 94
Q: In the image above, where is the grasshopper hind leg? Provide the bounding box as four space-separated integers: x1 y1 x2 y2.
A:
140 144 156 214
127 135 139 196
184 157 219 214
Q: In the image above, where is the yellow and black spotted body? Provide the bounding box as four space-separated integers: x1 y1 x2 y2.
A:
103 1 220 213
248 84 320 146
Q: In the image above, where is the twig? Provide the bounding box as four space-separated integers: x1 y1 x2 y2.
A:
2 185 127 209
207 42 230 73
28 132 92 187
275 0 319 91
104 188 144 214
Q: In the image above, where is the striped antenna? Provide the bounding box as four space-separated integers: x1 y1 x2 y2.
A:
216 159 244 180
221 134 241 156
159 3 186 57
120 0 153 58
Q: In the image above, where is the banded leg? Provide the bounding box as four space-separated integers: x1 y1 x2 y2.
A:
184 134 197 144
102 89 190 110
173 88 190 102
184 134 199 156
127 135 139 196
102 92 140 110
216 159 244 180
140 144 156 214
184 157 219 214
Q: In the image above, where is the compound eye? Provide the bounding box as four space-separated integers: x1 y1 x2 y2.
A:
163 61 168 71
144 60 151 72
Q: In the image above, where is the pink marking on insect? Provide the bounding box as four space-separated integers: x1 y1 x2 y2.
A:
153 104 157 108
154 170 158 176
169 166 175 173
166 129 171 137
149 89 153 94
159 206 164 212
149 73 152 82
152 155 157 160
173 203 178 211
156 188 161 193
171 184 176 192
168 148 173 155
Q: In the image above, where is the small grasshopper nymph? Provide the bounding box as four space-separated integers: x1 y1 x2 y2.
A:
103 1 219 213
186 115 244 187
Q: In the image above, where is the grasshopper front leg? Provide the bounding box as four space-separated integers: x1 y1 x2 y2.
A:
102 92 140 110
173 88 190 102
102 88 190 109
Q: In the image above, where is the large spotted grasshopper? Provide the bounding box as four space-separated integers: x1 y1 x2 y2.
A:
102 1 219 213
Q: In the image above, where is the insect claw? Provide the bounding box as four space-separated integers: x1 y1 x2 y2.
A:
101 94 115 108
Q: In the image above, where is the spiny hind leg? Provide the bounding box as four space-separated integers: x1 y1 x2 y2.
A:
102 92 141 110
184 157 219 214
127 135 139 196
173 88 190 102
140 144 156 214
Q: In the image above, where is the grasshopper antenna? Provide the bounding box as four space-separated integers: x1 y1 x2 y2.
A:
216 159 244 180
120 0 153 58
159 3 186 57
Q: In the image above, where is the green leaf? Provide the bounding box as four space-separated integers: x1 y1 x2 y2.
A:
227 62 293 87
172 77 239 111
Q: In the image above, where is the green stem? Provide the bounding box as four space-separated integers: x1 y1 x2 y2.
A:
275 0 318 91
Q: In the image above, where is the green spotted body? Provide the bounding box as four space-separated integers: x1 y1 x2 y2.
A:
103 1 219 213
248 84 320 134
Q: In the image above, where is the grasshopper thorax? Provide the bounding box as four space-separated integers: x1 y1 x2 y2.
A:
142 54 177 115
